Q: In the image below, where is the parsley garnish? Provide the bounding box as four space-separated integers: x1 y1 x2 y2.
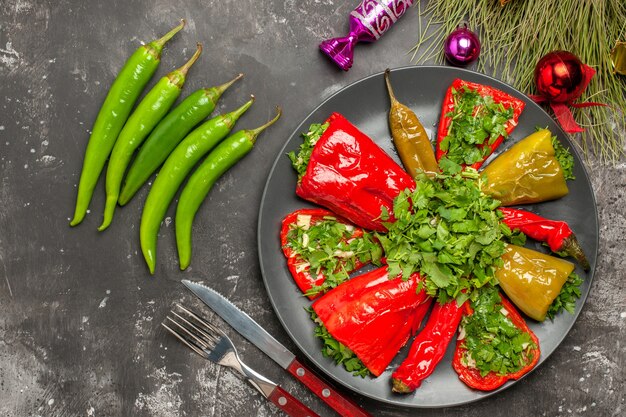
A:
308 309 369 377
287 122 329 180
377 168 506 303
551 135 575 180
460 286 537 377
547 272 582 319
285 216 382 297
498 219 527 246
440 86 514 165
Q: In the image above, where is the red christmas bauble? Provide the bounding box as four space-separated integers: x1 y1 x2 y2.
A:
534 51 586 103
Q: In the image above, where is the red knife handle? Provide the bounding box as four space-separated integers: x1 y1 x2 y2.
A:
268 385 321 417
287 358 373 417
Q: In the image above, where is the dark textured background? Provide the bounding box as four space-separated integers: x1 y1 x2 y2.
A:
0 1 624 416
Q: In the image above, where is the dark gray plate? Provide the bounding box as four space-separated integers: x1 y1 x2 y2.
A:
257 66 598 408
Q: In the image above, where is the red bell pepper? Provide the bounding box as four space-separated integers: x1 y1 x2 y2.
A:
296 113 416 232
435 79 525 170
280 208 371 299
452 294 540 391
391 298 465 393
499 207 589 270
312 266 429 377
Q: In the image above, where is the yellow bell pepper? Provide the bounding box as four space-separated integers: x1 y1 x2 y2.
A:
496 244 575 321
481 129 569 206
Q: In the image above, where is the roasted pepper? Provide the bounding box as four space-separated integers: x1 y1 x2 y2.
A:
496 244 575 321
435 79 525 169
391 298 464 393
312 266 429 377
280 208 380 299
481 129 569 206
499 207 589 270
294 113 416 232
453 288 540 391
384 69 438 176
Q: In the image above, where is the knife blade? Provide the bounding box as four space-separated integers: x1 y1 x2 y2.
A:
182 279 372 417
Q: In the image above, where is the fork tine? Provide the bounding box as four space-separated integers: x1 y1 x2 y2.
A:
169 310 220 348
161 320 207 358
175 303 226 337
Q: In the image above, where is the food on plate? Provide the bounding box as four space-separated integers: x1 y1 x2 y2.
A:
377 169 509 304
281 75 588 395
391 298 464 393
311 266 429 377
435 78 525 169
453 286 540 391
280 208 382 299
499 207 589 270
496 244 575 321
289 112 416 232
546 271 583 320
140 97 254 274
119 73 243 206
384 69 438 176
176 107 281 271
481 129 569 206
99 44 203 231
71 20 185 226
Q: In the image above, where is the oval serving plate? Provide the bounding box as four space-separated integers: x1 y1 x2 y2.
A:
257 66 598 408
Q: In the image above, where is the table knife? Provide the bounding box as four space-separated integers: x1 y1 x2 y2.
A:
182 279 373 417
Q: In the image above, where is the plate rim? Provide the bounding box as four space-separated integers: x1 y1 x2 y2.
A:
257 65 599 408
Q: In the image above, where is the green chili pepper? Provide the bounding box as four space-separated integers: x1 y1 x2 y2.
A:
70 20 185 227
98 44 203 231
176 107 282 270
139 97 255 274
118 73 244 206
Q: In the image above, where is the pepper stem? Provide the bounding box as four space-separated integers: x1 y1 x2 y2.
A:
166 43 202 87
216 73 244 95
153 19 186 49
249 107 282 144
562 235 590 271
227 95 255 125
179 43 202 76
391 378 413 394
384 68 399 105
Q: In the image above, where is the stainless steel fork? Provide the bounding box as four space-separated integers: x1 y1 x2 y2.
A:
162 304 321 417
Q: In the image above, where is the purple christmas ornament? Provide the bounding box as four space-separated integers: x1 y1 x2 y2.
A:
320 0 416 71
443 23 481 66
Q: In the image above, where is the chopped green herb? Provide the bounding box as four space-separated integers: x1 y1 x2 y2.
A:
308 309 369 377
287 122 329 180
551 135 575 180
377 170 506 303
285 215 382 297
498 219 527 246
547 272 583 319
442 86 515 165
460 286 537 377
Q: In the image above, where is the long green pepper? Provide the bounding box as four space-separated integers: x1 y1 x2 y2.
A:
99 44 203 231
175 108 281 270
140 97 255 274
70 20 185 226
118 73 244 206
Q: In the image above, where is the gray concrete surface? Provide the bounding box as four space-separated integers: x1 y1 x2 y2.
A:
0 0 624 416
